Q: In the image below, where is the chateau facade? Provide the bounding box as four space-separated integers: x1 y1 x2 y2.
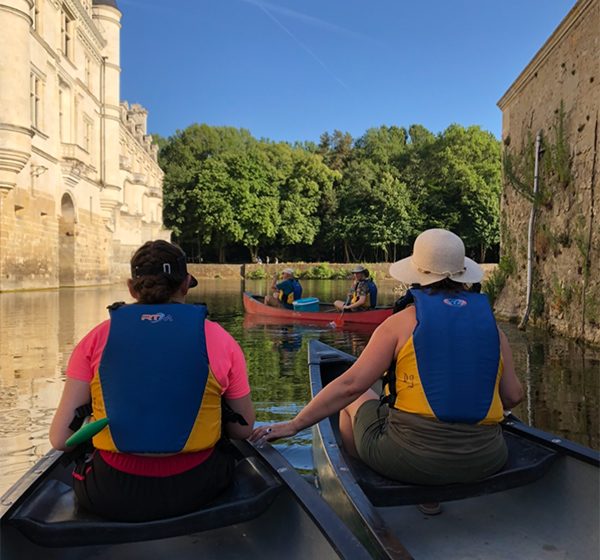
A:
0 0 168 292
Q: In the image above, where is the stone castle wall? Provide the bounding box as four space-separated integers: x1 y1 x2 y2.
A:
0 0 168 293
496 0 599 345
0 186 115 291
0 191 58 290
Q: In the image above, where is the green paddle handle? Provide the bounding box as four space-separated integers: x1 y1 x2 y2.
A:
66 418 109 447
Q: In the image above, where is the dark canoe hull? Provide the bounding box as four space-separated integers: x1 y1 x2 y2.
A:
308 340 600 560
243 292 393 325
0 440 370 560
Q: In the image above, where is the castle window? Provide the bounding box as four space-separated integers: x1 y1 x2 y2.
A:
84 55 91 88
30 73 42 129
83 117 93 155
60 6 74 59
59 88 64 141
59 85 71 142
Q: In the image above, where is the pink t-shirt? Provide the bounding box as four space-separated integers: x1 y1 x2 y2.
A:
66 319 250 476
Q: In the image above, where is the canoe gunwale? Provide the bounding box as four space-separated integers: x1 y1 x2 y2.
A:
251 442 372 559
502 415 599 467
0 450 62 518
308 343 413 559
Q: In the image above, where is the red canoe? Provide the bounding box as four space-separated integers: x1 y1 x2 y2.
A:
242 292 393 325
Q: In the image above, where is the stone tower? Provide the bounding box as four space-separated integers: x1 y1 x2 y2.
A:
92 0 121 230
0 0 32 193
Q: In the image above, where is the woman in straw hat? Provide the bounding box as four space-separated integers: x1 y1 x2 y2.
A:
252 229 523 511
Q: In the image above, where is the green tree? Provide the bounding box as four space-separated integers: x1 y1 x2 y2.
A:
406 125 501 260
334 159 414 261
160 124 256 246
229 148 281 261
354 125 408 166
318 130 354 171
407 124 435 147
187 157 244 263
158 121 500 263
278 147 338 247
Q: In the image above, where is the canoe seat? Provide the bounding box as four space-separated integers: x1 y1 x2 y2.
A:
348 431 558 507
8 456 282 547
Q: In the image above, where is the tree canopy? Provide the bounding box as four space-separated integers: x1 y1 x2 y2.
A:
158 122 501 263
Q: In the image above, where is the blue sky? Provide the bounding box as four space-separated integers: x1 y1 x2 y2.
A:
119 0 577 143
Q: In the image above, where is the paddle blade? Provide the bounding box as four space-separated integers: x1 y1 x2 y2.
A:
66 418 109 447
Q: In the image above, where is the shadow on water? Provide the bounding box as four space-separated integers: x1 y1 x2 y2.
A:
0 278 598 492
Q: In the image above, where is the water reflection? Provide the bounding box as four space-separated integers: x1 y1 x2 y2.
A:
504 323 600 449
0 279 598 495
0 286 132 493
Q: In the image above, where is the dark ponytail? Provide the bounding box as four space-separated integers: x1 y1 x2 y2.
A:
130 241 187 304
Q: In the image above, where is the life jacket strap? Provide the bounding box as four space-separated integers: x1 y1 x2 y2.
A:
222 401 249 426
68 403 93 432
393 291 415 313
380 360 397 408
107 301 127 311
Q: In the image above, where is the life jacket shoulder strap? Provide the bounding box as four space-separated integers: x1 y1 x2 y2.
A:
107 301 127 312
68 403 93 432
221 401 249 426
380 359 397 407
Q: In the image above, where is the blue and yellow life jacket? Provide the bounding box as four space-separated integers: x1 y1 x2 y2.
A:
350 279 378 309
90 303 222 453
382 289 503 425
278 279 302 308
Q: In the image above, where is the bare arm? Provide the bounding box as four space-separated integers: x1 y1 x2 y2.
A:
49 378 91 450
224 394 255 439
345 293 366 310
250 310 414 442
498 328 523 409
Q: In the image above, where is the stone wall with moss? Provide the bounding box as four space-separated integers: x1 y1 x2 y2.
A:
496 0 599 345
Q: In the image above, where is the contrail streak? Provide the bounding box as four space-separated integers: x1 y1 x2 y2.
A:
254 3 350 90
241 0 377 44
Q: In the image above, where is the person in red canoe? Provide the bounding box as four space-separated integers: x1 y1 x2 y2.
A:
334 265 378 311
264 268 303 309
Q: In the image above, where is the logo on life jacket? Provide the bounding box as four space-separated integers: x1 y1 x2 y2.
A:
443 298 468 308
140 312 174 323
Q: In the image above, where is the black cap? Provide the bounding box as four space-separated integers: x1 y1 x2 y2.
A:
131 254 198 288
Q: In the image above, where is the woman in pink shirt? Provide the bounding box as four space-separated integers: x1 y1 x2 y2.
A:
50 240 255 521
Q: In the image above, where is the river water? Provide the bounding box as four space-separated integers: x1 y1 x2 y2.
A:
0 279 598 494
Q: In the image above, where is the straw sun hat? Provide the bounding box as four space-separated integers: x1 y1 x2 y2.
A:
350 265 367 274
389 229 483 286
